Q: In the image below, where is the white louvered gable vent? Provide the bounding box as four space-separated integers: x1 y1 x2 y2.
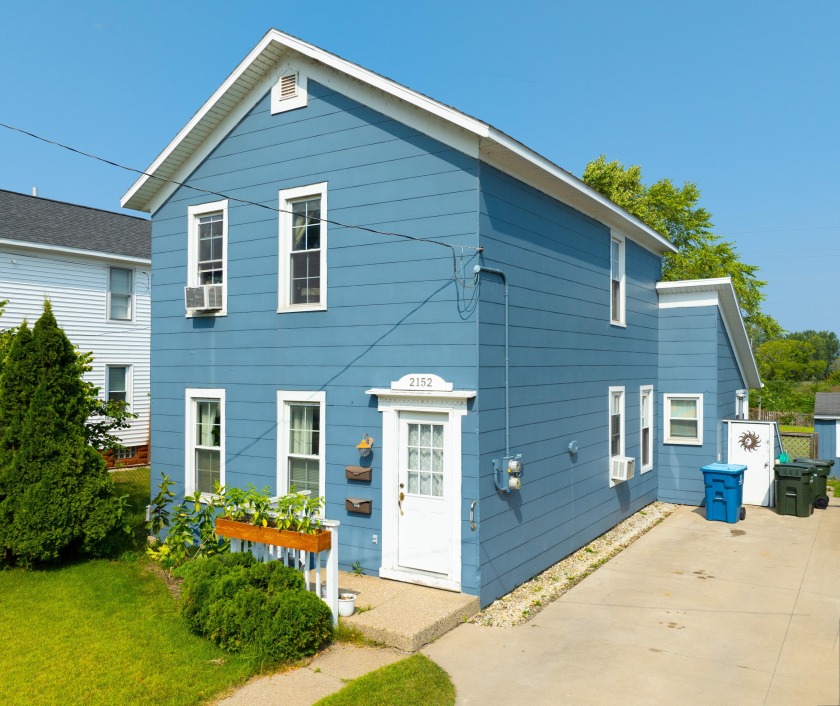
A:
271 70 308 114
279 73 297 100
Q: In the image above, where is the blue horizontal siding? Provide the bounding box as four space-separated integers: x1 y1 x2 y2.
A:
657 305 721 505
475 163 660 606
815 419 840 475
150 79 481 593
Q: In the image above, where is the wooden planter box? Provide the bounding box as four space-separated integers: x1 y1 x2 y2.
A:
215 517 331 553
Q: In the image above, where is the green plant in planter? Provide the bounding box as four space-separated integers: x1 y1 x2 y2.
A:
220 484 324 534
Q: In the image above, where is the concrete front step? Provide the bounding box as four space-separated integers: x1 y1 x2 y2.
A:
337 571 480 652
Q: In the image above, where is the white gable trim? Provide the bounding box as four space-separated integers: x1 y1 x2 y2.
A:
121 30 675 256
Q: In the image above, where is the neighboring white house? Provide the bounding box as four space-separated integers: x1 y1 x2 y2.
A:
0 189 151 465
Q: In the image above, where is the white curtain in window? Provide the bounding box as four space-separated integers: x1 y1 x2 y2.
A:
197 401 219 447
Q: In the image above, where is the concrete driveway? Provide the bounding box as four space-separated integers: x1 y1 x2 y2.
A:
425 500 840 705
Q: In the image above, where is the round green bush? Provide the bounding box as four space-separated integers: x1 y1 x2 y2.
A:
178 554 333 663
256 589 334 662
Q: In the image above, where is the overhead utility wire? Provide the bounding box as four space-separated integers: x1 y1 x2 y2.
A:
0 121 482 283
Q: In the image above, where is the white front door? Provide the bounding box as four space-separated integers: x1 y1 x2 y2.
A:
727 421 774 506
397 412 450 575
369 379 473 593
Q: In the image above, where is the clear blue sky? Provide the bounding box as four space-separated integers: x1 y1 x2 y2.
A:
1 1 837 335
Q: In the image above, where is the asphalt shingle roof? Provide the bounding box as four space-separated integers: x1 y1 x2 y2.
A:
0 189 150 260
814 392 840 418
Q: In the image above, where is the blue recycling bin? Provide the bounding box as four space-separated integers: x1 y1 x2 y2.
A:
701 463 748 523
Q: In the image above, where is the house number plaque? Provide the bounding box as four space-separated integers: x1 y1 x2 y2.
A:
391 373 453 392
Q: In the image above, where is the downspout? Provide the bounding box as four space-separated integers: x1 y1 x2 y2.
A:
473 265 509 457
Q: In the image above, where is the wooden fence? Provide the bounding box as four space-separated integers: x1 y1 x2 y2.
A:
750 409 814 427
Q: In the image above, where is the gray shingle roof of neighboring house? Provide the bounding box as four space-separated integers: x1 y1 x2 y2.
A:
814 392 840 418
0 189 150 260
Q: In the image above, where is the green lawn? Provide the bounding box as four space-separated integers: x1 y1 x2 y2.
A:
314 655 455 706
0 467 259 705
779 425 815 433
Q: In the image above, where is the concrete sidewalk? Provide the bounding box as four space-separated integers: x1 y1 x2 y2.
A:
425 500 840 705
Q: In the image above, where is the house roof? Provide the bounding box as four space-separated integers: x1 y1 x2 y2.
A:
814 392 840 419
121 29 677 257
0 189 150 262
656 277 762 389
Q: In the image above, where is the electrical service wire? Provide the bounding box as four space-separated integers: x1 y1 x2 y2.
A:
0 121 483 287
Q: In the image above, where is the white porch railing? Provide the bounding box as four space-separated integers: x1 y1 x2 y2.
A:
228 519 340 625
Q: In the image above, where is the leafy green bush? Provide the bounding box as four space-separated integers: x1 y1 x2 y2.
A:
178 554 331 664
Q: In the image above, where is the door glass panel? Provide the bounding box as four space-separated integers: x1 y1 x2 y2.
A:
406 422 444 498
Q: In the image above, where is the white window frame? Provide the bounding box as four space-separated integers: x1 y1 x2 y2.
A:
277 390 326 499
185 388 226 498
106 364 132 410
609 386 625 459
640 385 654 472
664 393 704 446
107 266 134 321
735 390 748 420
278 183 328 313
835 421 840 457
610 233 626 326
608 387 626 487
187 200 228 317
271 71 308 114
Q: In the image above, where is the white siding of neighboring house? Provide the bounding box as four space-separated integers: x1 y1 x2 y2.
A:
0 245 151 448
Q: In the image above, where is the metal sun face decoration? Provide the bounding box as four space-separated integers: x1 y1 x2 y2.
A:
738 430 761 452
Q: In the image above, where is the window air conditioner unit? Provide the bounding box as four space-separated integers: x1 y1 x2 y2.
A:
185 284 223 311
610 456 635 483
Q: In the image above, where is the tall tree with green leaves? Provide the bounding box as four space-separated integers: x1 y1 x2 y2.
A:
784 330 839 379
583 155 780 345
0 301 127 566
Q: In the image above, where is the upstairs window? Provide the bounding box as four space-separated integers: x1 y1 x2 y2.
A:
108 267 133 321
279 184 328 312
197 213 224 285
187 200 228 315
610 235 625 325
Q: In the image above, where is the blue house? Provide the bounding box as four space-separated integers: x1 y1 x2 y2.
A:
122 30 761 606
814 393 840 476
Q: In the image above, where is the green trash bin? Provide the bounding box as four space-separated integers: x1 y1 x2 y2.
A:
774 462 815 517
793 458 835 509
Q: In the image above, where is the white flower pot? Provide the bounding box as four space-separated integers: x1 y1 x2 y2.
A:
338 593 356 617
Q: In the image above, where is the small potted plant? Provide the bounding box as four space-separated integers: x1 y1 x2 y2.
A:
338 591 357 617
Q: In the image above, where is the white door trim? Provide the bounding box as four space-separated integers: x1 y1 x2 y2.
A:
367 387 474 592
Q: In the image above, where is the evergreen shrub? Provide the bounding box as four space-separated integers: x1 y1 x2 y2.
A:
178 554 331 663
0 303 129 566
